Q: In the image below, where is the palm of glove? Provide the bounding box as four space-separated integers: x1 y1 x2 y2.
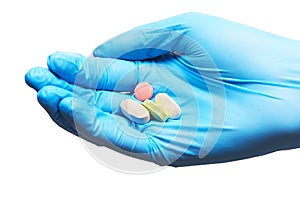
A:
25 13 300 166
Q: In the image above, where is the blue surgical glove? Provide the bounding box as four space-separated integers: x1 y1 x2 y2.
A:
25 13 300 167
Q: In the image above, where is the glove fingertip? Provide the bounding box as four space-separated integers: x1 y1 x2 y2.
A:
37 85 51 105
25 67 36 89
58 97 73 115
25 67 48 91
93 45 111 58
92 47 101 57
47 51 85 83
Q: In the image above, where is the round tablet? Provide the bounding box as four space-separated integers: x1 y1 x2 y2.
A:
134 82 153 101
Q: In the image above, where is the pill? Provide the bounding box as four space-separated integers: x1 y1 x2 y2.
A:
142 100 168 122
120 99 150 124
134 82 153 101
155 93 181 119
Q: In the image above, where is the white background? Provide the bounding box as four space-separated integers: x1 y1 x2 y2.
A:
1 0 300 199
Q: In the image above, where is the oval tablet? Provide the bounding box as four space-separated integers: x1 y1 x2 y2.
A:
134 82 153 101
142 100 168 122
120 99 150 124
155 93 181 119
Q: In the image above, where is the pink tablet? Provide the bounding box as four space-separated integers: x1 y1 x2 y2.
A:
134 82 153 101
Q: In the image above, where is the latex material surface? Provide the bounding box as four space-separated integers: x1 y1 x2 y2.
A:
25 13 300 166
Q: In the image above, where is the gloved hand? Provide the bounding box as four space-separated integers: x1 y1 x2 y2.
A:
25 12 300 167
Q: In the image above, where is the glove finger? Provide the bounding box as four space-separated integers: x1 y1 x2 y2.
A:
93 24 190 60
93 13 210 63
25 67 99 97
59 97 153 161
93 14 216 72
37 85 77 135
72 87 130 114
26 66 131 114
47 51 138 92
25 67 73 92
